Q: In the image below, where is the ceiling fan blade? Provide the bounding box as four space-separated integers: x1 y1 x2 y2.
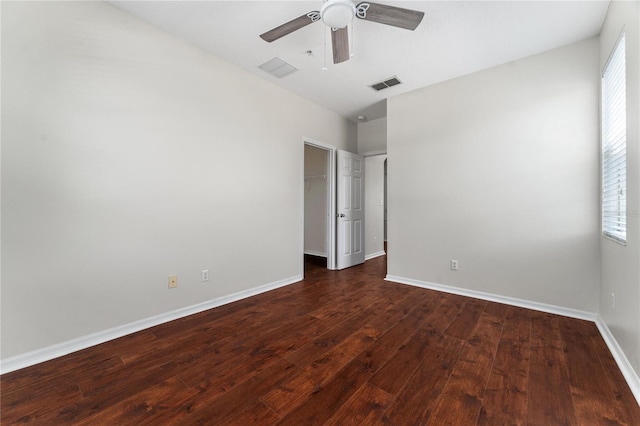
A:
260 11 320 42
355 2 424 31
331 27 350 64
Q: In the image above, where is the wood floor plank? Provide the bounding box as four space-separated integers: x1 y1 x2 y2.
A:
288 288 425 369
569 386 629 426
275 341 385 425
144 302 316 371
370 290 445 351
364 291 425 332
261 324 379 415
175 312 321 388
369 327 438 395
380 333 465 424
0 379 82 424
2 255 638 425
444 298 489 340
176 327 308 393
227 401 281 425
178 358 298 424
53 360 180 423
422 292 468 333
304 276 393 320
483 300 511 318
282 292 400 367
527 312 577 425
324 382 393 426
477 306 531 426
425 311 504 425
138 359 295 425
559 316 615 397
74 377 199 425
74 354 174 398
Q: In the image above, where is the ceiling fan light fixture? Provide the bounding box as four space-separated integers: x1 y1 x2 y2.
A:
321 0 355 29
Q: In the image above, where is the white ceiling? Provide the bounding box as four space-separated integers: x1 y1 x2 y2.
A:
109 1 609 122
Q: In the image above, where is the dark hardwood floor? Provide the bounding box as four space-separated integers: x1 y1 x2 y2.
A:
2 254 639 425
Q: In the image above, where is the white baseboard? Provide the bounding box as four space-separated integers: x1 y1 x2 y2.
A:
365 251 386 261
0 275 303 375
595 316 640 405
385 275 596 321
304 250 327 258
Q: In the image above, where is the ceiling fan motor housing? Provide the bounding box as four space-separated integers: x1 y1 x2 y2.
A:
321 0 356 29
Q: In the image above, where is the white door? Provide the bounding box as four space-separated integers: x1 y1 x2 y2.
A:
337 150 365 270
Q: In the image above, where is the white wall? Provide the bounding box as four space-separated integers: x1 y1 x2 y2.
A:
599 0 640 377
364 155 386 259
357 117 387 154
304 145 328 257
387 38 600 312
1 1 356 360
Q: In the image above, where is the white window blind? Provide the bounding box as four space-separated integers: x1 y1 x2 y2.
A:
602 32 626 243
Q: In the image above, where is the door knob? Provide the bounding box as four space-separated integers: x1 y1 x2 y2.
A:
339 213 346 217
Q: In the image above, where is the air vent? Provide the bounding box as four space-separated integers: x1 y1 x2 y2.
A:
370 76 403 91
257 57 298 79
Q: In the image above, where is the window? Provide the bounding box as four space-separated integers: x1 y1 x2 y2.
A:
602 32 626 243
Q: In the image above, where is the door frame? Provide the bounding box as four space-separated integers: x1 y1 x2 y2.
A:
301 138 337 274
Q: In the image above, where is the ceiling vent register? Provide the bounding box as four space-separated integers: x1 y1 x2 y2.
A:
370 76 402 91
257 57 298 78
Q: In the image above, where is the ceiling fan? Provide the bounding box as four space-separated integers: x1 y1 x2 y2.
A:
259 0 425 64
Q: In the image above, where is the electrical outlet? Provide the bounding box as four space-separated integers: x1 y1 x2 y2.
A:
202 269 209 282
450 259 459 271
168 275 177 289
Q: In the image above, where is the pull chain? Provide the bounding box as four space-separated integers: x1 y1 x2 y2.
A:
350 20 355 58
323 24 328 71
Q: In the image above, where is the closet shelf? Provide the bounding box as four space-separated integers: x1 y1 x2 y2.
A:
304 175 327 180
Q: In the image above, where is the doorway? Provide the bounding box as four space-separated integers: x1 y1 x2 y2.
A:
362 154 387 261
302 139 336 275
